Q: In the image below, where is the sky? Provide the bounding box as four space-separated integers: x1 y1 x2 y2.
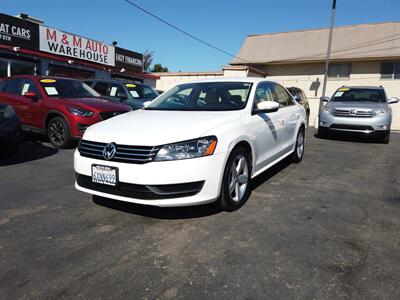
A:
2 0 400 72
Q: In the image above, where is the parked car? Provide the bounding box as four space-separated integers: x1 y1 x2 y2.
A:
0 76 131 148
86 79 159 110
74 78 307 211
0 102 23 156
319 86 399 143
287 87 310 123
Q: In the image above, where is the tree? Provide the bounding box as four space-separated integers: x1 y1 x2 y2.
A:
151 63 169 73
142 49 154 72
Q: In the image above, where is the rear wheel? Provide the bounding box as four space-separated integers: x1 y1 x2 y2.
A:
292 127 305 163
47 117 72 149
219 147 252 212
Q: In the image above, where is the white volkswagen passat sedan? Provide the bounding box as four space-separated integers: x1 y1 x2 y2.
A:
74 78 307 211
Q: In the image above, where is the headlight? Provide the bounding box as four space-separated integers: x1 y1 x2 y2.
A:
373 108 390 116
67 107 94 117
2 105 16 118
155 136 217 161
323 106 334 114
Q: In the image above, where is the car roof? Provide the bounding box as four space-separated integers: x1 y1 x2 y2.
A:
86 78 141 84
171 77 274 85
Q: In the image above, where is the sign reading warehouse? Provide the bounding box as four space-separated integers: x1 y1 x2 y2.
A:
0 13 39 49
39 26 115 66
0 13 143 73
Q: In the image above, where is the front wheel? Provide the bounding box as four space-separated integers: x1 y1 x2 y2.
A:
219 147 252 212
47 117 72 149
292 128 305 163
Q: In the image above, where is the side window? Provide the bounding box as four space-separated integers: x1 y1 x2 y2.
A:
21 79 41 97
272 84 294 107
254 82 276 105
5 78 24 95
109 84 127 98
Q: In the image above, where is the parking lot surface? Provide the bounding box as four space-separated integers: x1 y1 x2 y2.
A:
1 129 399 299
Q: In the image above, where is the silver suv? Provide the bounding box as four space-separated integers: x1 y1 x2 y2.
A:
318 86 399 143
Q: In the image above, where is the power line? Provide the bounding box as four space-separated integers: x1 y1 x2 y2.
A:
122 0 259 69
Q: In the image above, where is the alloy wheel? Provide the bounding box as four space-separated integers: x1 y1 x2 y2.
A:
228 155 249 202
49 121 65 146
296 130 304 158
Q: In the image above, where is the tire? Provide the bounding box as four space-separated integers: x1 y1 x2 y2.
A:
292 127 305 163
318 128 328 139
47 117 72 149
382 132 390 144
219 147 252 212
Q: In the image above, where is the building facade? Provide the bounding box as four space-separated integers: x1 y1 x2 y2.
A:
0 13 158 86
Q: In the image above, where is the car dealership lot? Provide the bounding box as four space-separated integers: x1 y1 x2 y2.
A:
1 130 400 299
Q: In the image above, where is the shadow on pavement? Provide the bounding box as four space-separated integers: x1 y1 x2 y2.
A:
250 156 292 190
314 132 384 144
0 140 58 166
93 195 221 219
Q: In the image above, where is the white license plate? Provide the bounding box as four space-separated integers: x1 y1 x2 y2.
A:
91 165 118 186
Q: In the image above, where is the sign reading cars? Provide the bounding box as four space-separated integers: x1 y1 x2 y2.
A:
0 13 39 49
39 26 115 66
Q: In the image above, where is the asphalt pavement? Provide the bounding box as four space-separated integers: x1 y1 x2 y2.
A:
0 129 399 299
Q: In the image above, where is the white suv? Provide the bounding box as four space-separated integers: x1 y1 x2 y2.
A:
74 78 307 211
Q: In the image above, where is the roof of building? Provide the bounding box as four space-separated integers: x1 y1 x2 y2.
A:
230 22 400 65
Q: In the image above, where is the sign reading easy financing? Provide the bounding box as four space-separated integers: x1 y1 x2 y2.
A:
39 26 115 66
0 13 39 49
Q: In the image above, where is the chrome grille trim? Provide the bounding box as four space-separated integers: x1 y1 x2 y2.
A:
78 140 159 164
333 109 373 118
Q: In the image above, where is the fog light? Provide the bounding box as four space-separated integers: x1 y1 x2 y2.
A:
320 121 327 126
379 125 388 130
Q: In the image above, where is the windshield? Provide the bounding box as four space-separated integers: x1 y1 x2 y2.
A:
146 82 252 111
40 79 101 98
125 83 158 100
332 88 386 103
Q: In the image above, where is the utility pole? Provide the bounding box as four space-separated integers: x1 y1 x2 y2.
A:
319 0 337 112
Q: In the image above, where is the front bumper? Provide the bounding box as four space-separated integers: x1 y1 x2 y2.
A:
74 149 227 207
319 111 392 134
0 115 23 144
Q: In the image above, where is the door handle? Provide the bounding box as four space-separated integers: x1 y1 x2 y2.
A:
278 119 285 126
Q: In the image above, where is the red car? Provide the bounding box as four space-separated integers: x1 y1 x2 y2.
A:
0 75 131 148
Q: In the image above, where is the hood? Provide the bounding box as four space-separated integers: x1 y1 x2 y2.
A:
326 101 388 110
54 97 130 112
83 109 242 146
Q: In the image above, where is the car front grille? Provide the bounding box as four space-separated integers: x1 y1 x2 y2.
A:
100 111 126 120
76 174 204 200
78 140 160 164
333 109 373 118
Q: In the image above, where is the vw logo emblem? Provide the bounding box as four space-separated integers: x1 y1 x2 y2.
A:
349 109 357 116
103 143 117 160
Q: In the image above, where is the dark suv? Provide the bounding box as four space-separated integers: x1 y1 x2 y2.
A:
86 79 159 110
0 76 131 148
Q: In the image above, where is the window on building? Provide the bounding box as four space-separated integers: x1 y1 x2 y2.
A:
328 63 351 78
10 61 35 76
381 62 400 79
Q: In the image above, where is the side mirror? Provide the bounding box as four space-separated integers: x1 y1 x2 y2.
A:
254 101 279 113
293 95 302 103
24 91 39 102
320 96 330 102
143 101 152 108
389 97 399 104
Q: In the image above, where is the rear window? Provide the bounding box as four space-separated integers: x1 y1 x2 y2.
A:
332 88 386 103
